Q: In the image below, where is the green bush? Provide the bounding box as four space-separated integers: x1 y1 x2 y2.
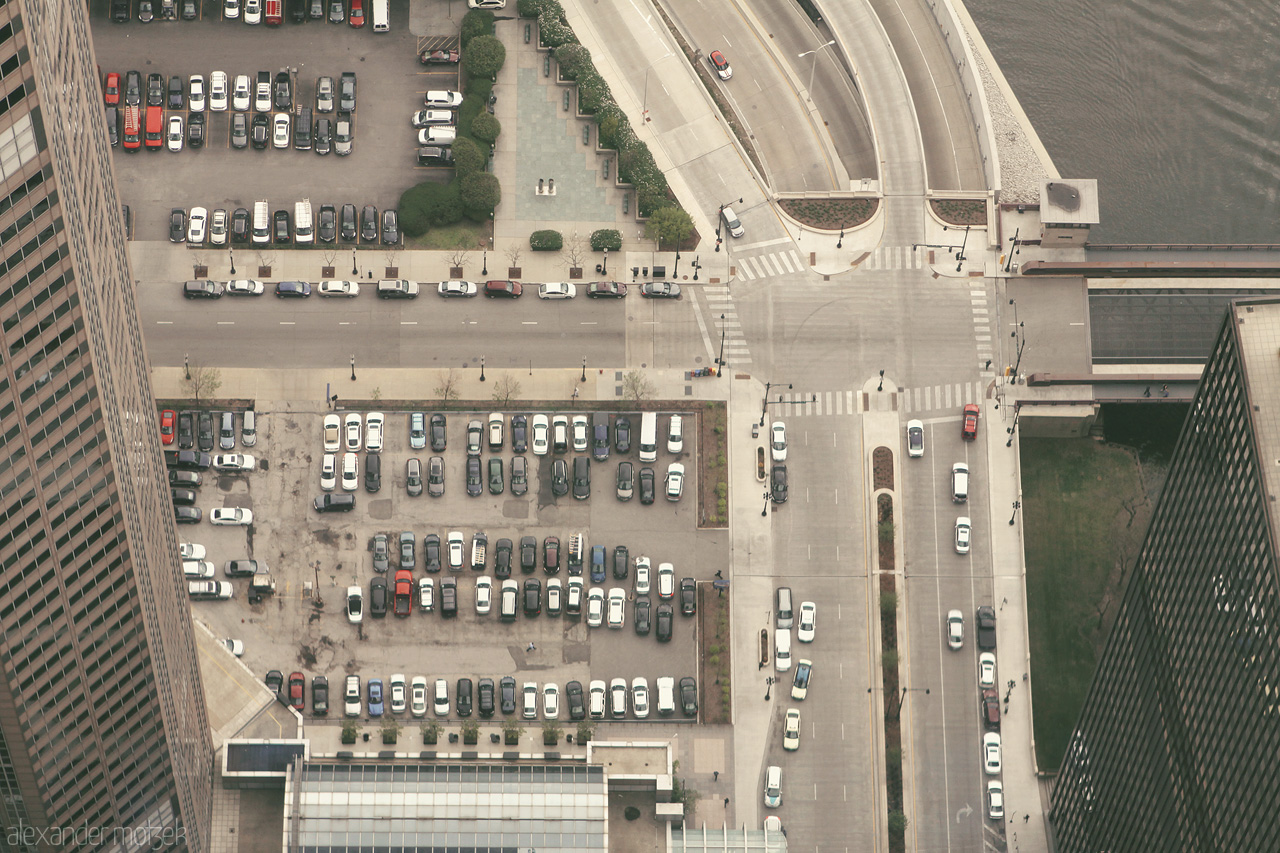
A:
887 811 909 835
462 35 506 80
460 9 495 48
517 0 563 17
451 137 487 177
458 97 483 139
460 172 502 222
554 44 592 80
590 229 621 251
529 230 563 251
465 77 494 102
470 112 502 145
399 181 463 236
576 69 610 114
537 10 576 48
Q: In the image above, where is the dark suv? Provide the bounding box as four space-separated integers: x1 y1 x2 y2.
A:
167 75 184 109
340 203 358 242
477 678 495 718
499 677 517 715
318 204 337 243
182 280 224 300
360 205 378 242
273 72 292 110
146 73 164 106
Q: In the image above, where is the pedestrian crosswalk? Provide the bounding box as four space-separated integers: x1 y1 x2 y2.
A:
859 245 927 271
700 285 752 369
768 381 988 418
734 248 806 281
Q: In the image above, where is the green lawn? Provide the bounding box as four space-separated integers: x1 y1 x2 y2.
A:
1021 438 1152 771
404 221 488 251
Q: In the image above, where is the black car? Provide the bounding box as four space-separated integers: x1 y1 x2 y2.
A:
339 72 356 111
510 415 528 453
167 75 184 110
273 72 292 111
523 579 541 616
586 281 628 299
369 576 388 617
170 469 202 488
105 107 119 147
170 488 196 506
224 560 262 578
340 203 358 242
274 281 311 298
231 208 250 243
175 506 202 524
543 537 560 573
146 73 164 107
264 670 285 699
112 0 130 22
399 531 415 569
680 578 697 616
494 539 513 580
771 464 788 503
639 467 656 504
679 676 698 717
417 146 455 166
615 416 631 453
423 533 441 573
182 280 224 300
487 458 503 494
477 678 495 718
466 457 482 497
273 209 292 244
371 534 389 573
656 603 673 641
635 597 651 635
231 113 248 149
167 450 211 471
187 113 205 148
550 459 569 497
312 675 329 715
499 677 517 715
456 678 473 716
124 70 142 106
382 209 399 245
360 205 378 242
520 537 537 573
177 412 194 448
182 0 198 20
429 414 447 451
440 577 457 616
169 208 186 243
197 412 214 451
566 680 585 720
613 546 629 580
510 456 528 496
318 204 337 242
640 282 682 299
314 117 332 155
251 113 269 149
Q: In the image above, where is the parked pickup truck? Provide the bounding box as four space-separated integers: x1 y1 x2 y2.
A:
976 606 997 649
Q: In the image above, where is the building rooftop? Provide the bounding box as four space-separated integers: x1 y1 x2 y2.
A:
1232 298 1280 513
193 621 299 748
1040 179 1099 225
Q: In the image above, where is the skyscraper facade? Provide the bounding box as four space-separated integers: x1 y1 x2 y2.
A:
1049 299 1280 850
0 2 211 850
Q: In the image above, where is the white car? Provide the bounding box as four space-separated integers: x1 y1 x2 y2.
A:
320 453 337 490
546 578 563 614
346 586 363 624
225 279 264 296
665 463 685 501
657 563 675 599
797 601 816 642
447 531 465 570
531 414 549 455
586 587 605 628
433 678 450 716
634 557 651 595
487 412 503 449
344 674 361 715
538 282 577 299
182 560 215 579
223 0 240 20
319 280 360 298
221 638 244 657
186 206 206 243
588 680 606 719
365 412 384 452
566 577 584 613
323 414 341 452
782 708 801 751
946 609 964 650
572 415 589 451
983 732 1002 775
631 676 649 719
188 75 206 112
667 415 684 454
179 542 206 560
418 577 434 611
955 517 972 554
340 452 358 491
771 421 787 462
543 683 559 719
231 74 251 111
906 419 925 457
522 682 538 719
475 577 493 614
437 280 478 298
410 676 428 717
213 453 255 471
389 674 407 714
607 588 626 629
344 413 362 450
609 678 628 718
208 209 228 245
978 653 997 689
243 0 261 24
209 71 228 111
166 115 184 152
416 126 456 146
987 780 1004 820
209 507 253 526
272 113 290 148
425 90 464 108
411 109 455 127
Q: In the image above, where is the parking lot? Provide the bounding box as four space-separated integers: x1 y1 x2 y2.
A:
181 404 724 729
90 0 460 240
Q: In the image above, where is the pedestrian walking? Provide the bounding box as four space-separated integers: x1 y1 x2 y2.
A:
985 359 992 370
526 642 536 652
1024 815 1029 824
1161 384 1169 397
1143 386 1151 397
713 771 719 782
723 797 730 807
715 570 723 579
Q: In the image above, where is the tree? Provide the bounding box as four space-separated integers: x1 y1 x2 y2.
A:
184 364 222 405
420 721 443 744
341 719 360 744
381 718 402 744
460 8 495 47
447 249 472 271
563 233 586 272
461 720 480 745
460 172 502 222
470 112 501 145
434 368 461 402
462 35 506 79
622 370 655 403
554 44 592 80
542 722 563 746
501 719 525 745
504 244 524 270
452 137 487 177
492 374 522 406
400 181 462 234
645 205 694 250
576 721 595 744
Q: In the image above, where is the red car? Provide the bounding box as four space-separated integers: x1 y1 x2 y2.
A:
483 280 522 299
104 72 121 106
961 404 980 441
160 409 176 445
288 672 305 712
348 0 364 28
708 50 732 81
394 569 413 617
420 48 460 65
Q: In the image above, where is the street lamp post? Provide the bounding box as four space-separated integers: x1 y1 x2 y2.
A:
760 381 791 426
716 314 726 376
954 225 971 272
1009 500 1021 526
580 357 587 382
479 356 486 382
351 249 358 276
229 248 236 276
692 256 700 281
870 686 930 720
761 491 770 517
673 250 680 278
482 250 488 276
1004 227 1021 273
602 247 608 275
1009 298 1027 379
350 355 356 381
184 352 190 381
764 676 775 701
878 369 884 392
798 39 837 100
837 228 843 249
1006 408 1021 447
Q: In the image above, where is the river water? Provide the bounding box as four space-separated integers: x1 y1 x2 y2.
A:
964 0 1280 244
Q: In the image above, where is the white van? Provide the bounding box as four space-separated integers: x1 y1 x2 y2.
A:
639 412 658 463
251 200 270 244
721 205 745 238
774 629 792 672
763 765 782 808
294 200 313 244
371 0 389 31
952 463 969 503
776 587 794 628
667 414 684 454
656 676 675 716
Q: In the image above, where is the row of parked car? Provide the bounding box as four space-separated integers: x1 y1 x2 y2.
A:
111 0 377 27
279 671 698 721
169 198 390 246
167 409 257 451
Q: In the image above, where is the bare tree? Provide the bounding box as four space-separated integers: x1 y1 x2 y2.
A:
447 249 472 271
322 247 337 267
190 251 206 269
384 242 403 270
622 370 655 403
184 364 222 405
563 233 586 274
504 244 523 270
434 368 461 402
491 374 522 406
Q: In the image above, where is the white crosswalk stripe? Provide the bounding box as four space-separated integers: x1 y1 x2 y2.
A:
699 286 752 367
767 382 988 418
735 248 807 281
902 382 985 415
861 246 926 271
